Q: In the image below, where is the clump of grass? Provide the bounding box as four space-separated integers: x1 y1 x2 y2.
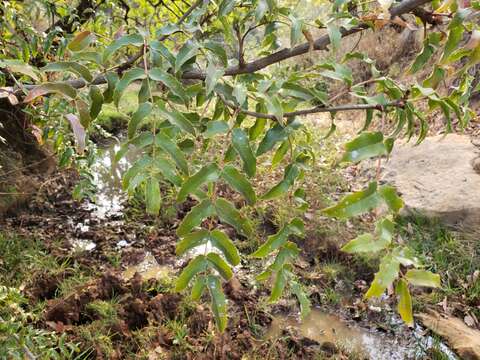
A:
398 215 480 317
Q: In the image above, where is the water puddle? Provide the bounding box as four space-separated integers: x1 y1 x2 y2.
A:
86 141 140 218
268 309 457 359
123 252 171 281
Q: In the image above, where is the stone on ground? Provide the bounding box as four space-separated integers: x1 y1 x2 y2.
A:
382 134 480 229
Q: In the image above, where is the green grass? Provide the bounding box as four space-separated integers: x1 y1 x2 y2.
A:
398 215 480 317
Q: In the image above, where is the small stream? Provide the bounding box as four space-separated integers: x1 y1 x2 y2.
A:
71 140 457 359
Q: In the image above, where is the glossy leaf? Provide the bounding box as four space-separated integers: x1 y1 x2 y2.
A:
405 269 441 288
191 275 206 300
89 85 103 119
341 132 388 163
68 31 94 52
103 34 143 63
155 132 189 175
176 200 215 236
206 63 225 96
24 82 77 102
256 124 288 156
206 275 228 332
232 128 256 178
322 182 381 219
177 163 220 202
128 102 152 139
175 40 198 73
270 267 287 302
341 218 394 253
113 68 146 107
291 280 311 319
396 279 413 326
207 253 233 280
204 121 229 138
215 198 253 236
156 100 196 135
146 178 161 215
378 185 404 213
175 255 208 291
210 230 240 266
252 218 303 257
365 255 400 298
176 230 209 255
42 62 93 82
262 164 299 200
221 165 256 205
149 69 188 102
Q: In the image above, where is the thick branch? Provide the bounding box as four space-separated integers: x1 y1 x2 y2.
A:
182 0 431 80
17 0 428 98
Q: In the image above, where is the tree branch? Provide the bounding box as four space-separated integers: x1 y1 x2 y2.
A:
17 0 428 98
182 0 432 80
222 98 405 120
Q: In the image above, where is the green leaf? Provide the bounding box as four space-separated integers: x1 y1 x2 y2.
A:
204 121 229 138
155 132 189 175
290 15 304 47
206 275 228 332
149 69 189 103
215 198 253 237
24 82 77 103
272 140 289 168
255 0 269 20
262 163 299 200
175 255 208 291
256 124 288 156
206 63 225 96
252 218 303 257
42 61 93 82
233 83 247 106
191 275 206 300
219 0 236 17
203 41 228 67
378 185 404 213
176 230 209 256
103 72 119 103
341 217 394 253
341 132 388 163
270 241 300 271
146 178 161 215
291 280 311 319
270 267 287 302
175 40 199 73
322 182 382 219
441 11 468 63
153 158 182 186
177 163 220 203
89 85 103 119
327 23 341 51
128 102 152 139
263 94 284 122
210 230 240 266
122 156 152 190
365 255 400 298
221 165 256 205
410 33 441 74
114 68 146 107
232 128 256 178
0 59 40 82
207 253 233 280
176 200 215 236
76 99 91 128
405 269 441 288
156 100 196 135
68 31 94 52
396 279 413 326
103 34 144 63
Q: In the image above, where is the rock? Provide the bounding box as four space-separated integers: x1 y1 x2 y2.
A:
382 134 480 229
418 311 480 360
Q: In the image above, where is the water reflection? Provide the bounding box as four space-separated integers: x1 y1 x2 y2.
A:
268 309 457 360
